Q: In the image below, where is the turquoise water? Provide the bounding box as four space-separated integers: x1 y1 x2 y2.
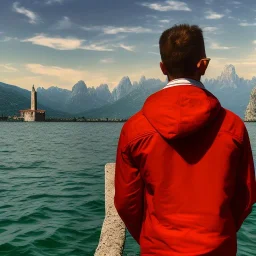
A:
0 122 255 256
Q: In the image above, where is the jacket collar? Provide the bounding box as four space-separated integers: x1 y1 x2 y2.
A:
163 78 205 90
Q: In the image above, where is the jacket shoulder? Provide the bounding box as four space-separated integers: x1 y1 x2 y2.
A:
121 110 156 145
221 108 247 144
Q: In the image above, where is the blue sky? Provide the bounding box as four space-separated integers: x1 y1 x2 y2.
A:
1 0 256 90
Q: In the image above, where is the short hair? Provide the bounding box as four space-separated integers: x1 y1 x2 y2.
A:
159 24 206 78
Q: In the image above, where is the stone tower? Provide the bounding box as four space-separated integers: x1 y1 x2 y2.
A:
20 85 45 121
31 85 37 111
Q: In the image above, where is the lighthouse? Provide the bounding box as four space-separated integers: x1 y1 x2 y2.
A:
19 85 46 122
31 85 37 111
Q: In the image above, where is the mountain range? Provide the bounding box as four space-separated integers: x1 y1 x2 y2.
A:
0 64 254 119
0 82 68 117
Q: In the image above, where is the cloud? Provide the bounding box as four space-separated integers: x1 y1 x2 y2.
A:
100 58 115 64
24 63 117 88
12 2 40 24
26 64 83 79
81 44 114 51
239 22 256 26
224 9 232 14
54 16 72 30
104 26 152 34
159 19 171 23
210 43 236 50
232 1 241 4
0 36 18 42
82 25 152 34
118 44 135 52
45 0 65 4
203 26 218 33
205 11 224 19
205 0 214 4
145 14 158 19
22 34 113 51
0 64 18 72
148 51 159 55
140 1 191 11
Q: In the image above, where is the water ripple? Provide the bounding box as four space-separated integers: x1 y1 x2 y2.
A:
0 122 255 255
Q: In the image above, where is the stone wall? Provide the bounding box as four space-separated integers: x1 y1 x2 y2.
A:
94 163 126 256
22 111 45 122
23 111 36 122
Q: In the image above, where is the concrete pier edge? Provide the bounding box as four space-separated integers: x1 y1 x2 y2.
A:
94 163 126 256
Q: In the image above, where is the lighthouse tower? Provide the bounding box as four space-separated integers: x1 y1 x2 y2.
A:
31 85 37 111
19 85 45 121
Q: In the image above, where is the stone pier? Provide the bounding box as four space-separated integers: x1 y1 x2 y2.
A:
94 163 126 256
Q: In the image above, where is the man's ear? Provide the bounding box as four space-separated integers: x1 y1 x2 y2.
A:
160 62 168 75
197 59 209 76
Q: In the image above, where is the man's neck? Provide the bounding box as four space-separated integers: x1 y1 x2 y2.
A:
168 75 201 82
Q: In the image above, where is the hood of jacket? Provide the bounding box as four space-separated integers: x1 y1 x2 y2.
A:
142 84 221 140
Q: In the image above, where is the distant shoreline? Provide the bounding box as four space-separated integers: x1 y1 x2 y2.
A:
0 117 128 123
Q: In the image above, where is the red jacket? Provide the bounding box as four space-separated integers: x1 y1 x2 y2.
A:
114 84 256 255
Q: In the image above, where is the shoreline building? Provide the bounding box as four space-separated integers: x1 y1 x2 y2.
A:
20 85 46 122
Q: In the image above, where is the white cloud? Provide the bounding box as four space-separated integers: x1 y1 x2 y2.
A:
12 2 40 24
140 1 191 11
226 9 232 14
0 64 18 72
118 44 135 52
205 0 214 4
23 34 83 50
24 63 117 89
81 44 114 51
55 16 72 30
26 64 83 79
100 58 115 64
22 34 113 51
159 19 171 23
205 11 224 19
210 43 236 50
0 36 18 42
203 26 218 33
82 25 152 34
145 14 158 19
232 1 241 4
45 0 65 4
104 26 152 34
240 22 256 26
148 51 159 55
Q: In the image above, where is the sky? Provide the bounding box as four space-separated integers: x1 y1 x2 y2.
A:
1 0 256 91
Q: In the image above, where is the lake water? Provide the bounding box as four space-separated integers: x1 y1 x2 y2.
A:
0 122 255 256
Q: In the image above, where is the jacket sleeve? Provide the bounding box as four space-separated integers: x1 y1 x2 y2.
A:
232 127 256 231
114 127 144 244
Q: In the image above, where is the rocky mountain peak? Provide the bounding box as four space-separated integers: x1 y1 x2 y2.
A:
139 76 146 84
97 84 109 91
72 80 88 94
219 64 239 85
112 76 132 101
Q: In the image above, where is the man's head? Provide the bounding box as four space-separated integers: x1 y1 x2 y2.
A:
159 24 210 81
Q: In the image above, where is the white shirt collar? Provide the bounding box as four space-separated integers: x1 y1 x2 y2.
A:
163 78 205 90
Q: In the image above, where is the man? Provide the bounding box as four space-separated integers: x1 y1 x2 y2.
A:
114 24 256 255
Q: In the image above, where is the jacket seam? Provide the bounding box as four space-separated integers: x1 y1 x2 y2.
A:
217 130 243 144
121 131 157 152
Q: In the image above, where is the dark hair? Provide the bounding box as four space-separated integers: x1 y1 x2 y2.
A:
159 24 206 78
